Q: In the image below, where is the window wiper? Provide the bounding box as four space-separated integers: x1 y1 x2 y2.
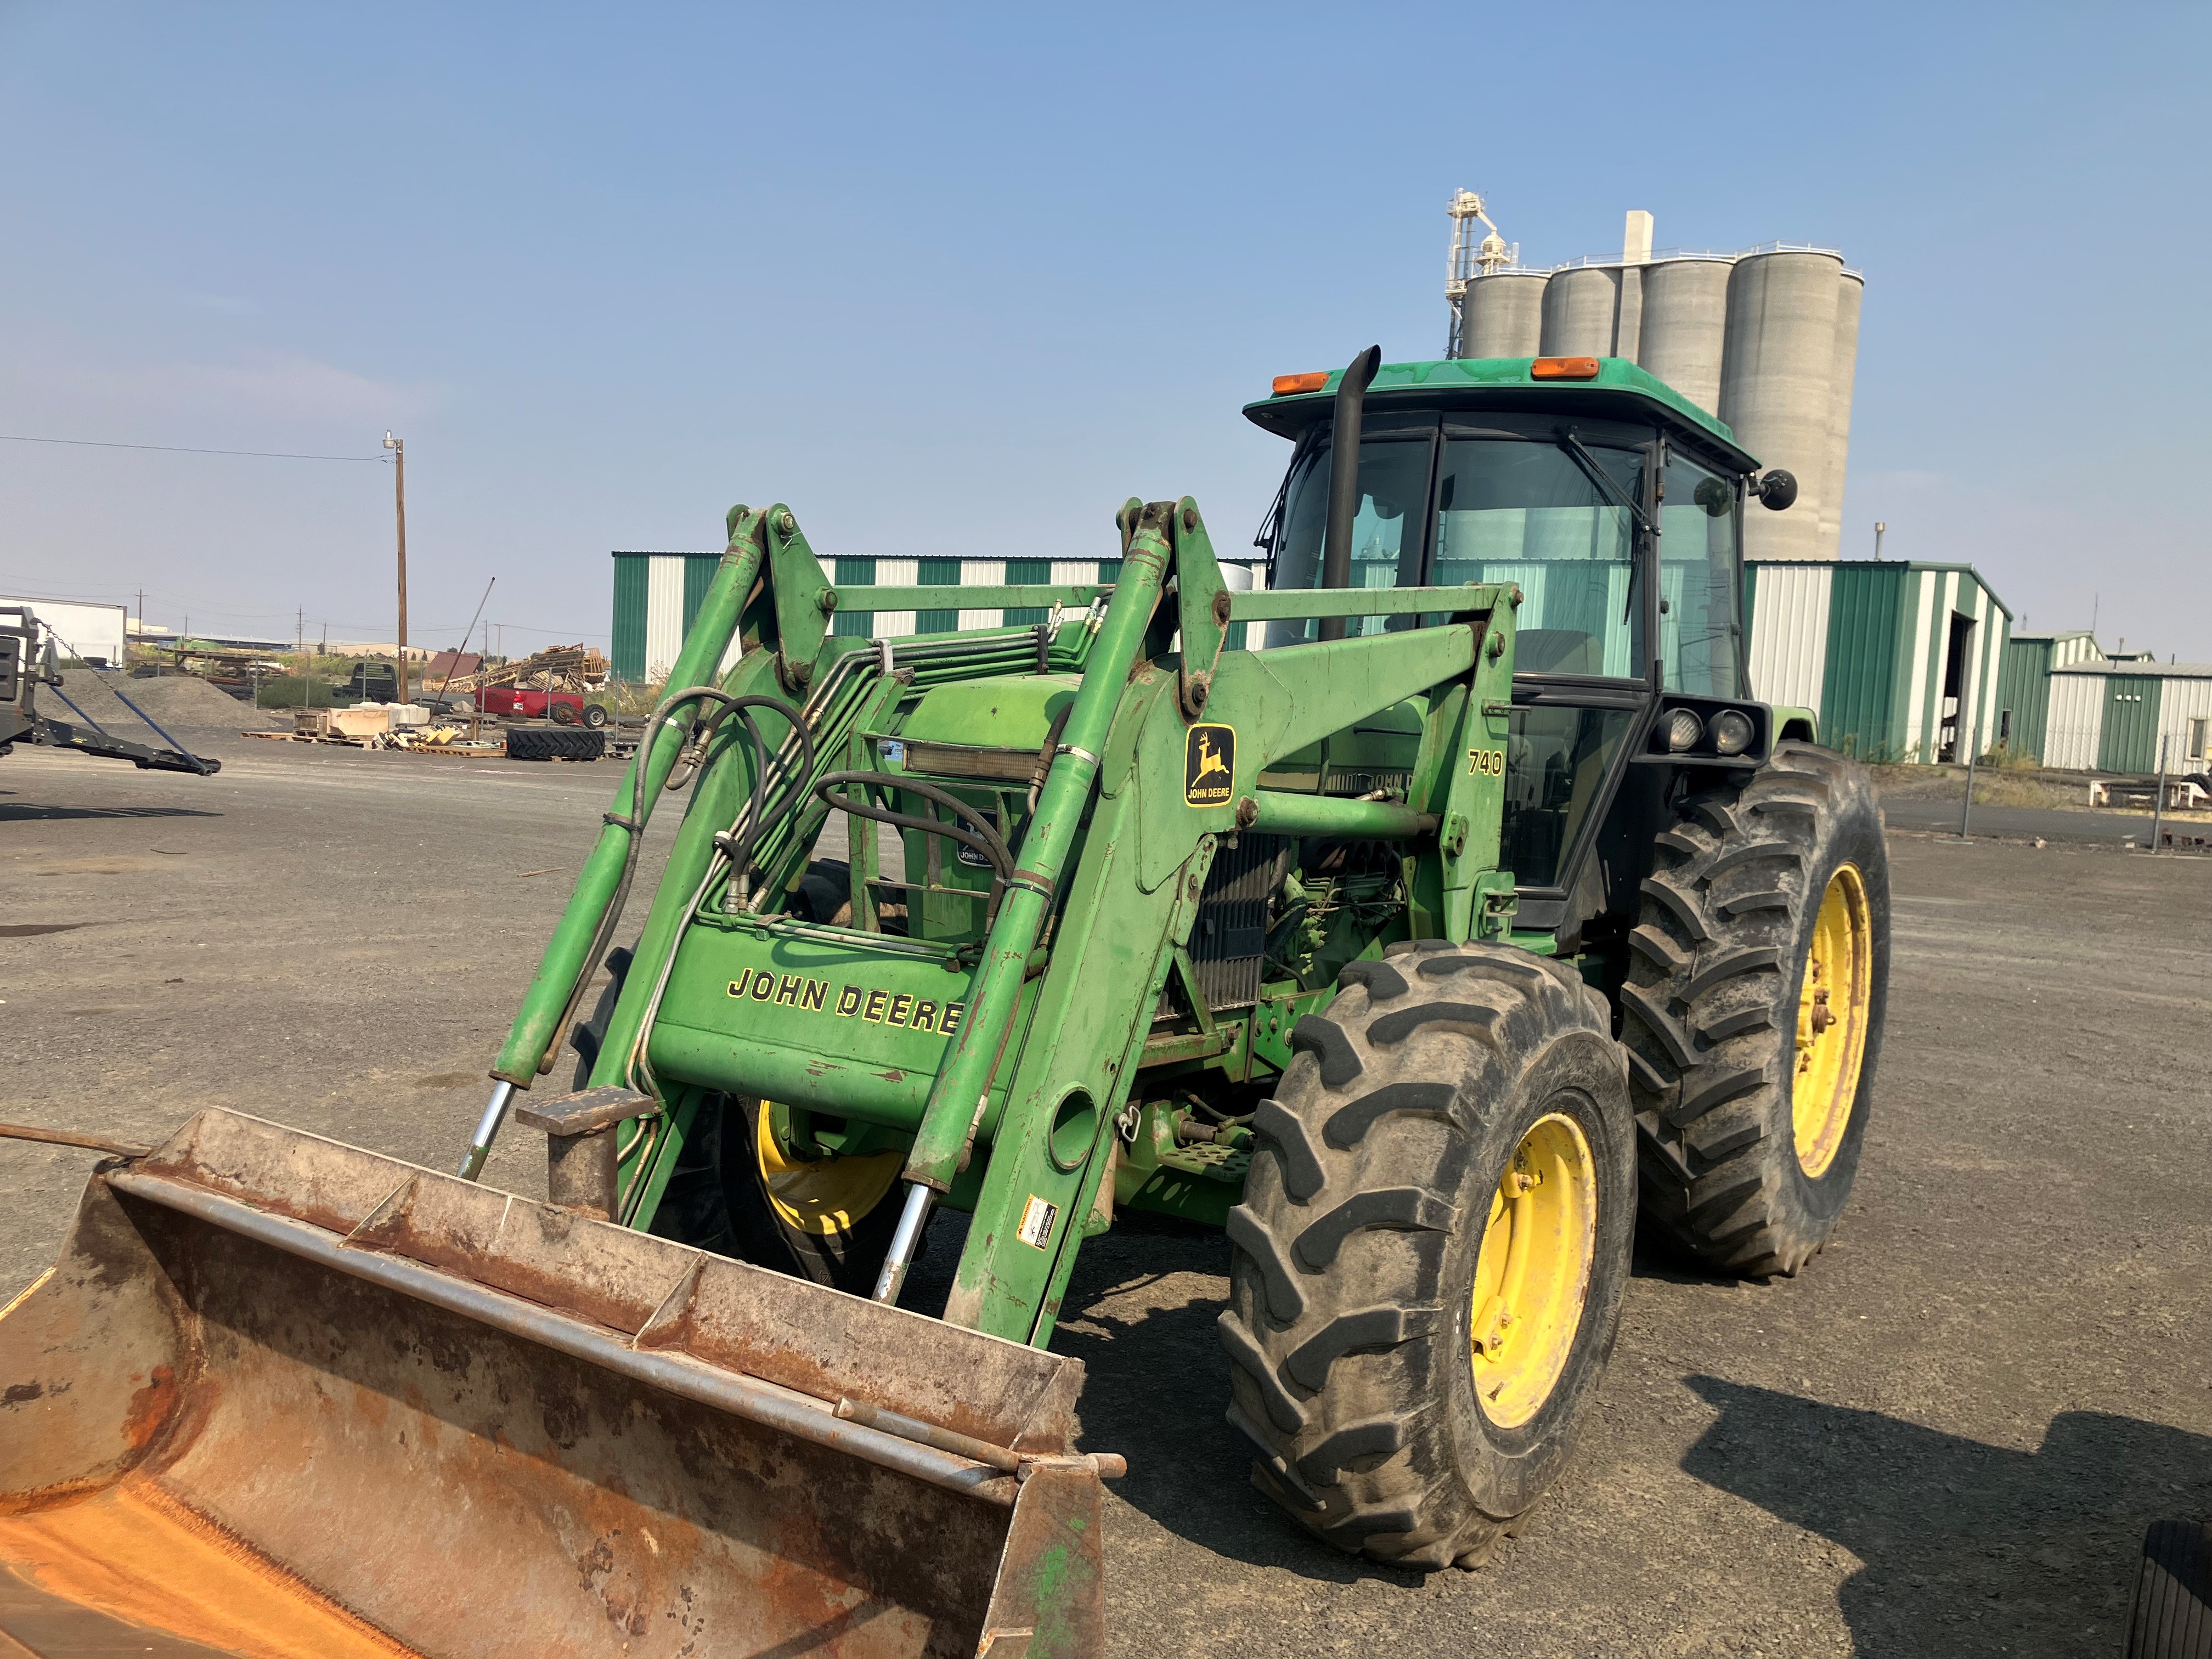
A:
1554 430 1652 534
1553 429 1653 627
1253 427 1317 557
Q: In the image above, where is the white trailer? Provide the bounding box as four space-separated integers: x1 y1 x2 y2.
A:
0 596 128 667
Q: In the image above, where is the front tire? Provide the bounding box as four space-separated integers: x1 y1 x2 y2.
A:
651 1098 904 1295
1221 943 1635 1570
1621 743 1891 1277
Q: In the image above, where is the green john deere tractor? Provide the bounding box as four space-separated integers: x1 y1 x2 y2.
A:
1 350 1888 1656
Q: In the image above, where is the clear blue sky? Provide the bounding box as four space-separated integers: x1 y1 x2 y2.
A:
3 2 2205 660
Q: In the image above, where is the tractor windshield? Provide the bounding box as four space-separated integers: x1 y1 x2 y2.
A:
1267 428 1647 677
1429 437 1644 677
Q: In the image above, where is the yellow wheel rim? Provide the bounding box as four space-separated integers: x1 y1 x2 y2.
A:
754 1107 904 1237
1792 864 1873 1178
1469 1113 1598 1429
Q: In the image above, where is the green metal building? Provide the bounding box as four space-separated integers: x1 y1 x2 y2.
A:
610 551 1262 682
1742 558 2012 764
1992 630 2103 763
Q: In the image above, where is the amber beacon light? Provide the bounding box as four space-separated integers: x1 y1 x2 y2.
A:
1531 356 1601 381
1271 371 1331 395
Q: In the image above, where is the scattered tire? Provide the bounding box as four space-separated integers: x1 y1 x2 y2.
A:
1620 742 1891 1278
550 700 582 726
2128 1520 2212 1658
506 725 605 761
1222 941 1635 1570
582 702 609 729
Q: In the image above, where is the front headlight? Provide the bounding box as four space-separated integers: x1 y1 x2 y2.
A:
1661 708 1705 753
1710 708 1756 756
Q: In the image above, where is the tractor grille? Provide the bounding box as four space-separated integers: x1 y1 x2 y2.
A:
1190 834 1282 1013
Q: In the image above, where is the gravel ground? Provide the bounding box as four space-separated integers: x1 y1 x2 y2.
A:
3 738 2207 1657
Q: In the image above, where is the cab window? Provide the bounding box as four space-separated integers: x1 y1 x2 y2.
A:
1657 453 1743 697
1430 438 1644 678
1267 432 1433 643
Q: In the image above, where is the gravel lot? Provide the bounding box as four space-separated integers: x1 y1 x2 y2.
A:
3 730 2207 1657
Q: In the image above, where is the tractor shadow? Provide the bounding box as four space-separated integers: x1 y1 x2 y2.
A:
1047 1213 1407 1585
1680 1376 2212 1656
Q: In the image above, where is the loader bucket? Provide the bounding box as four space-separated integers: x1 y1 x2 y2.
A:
0 1110 1113 1658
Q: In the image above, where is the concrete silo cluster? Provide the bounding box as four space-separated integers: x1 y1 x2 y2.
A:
1455 212 1863 563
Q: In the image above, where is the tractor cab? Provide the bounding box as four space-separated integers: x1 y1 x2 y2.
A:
1247 354 1793 960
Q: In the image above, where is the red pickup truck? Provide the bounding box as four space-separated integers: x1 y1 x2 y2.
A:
478 686 607 727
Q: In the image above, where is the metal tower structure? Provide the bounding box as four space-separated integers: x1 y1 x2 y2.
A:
1444 188 1516 356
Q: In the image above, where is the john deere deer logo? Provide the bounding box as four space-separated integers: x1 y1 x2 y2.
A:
1184 724 1235 806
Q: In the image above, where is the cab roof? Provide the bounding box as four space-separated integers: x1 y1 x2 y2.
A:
1242 356 1759 472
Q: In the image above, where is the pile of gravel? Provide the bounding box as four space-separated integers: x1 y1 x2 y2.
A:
42 668 288 733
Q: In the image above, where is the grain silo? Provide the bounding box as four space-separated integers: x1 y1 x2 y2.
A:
1719 250 1845 563
1539 265 1623 357
1819 274 1865 564
1458 271 1547 357
1635 257 1733 415
1448 209 1863 562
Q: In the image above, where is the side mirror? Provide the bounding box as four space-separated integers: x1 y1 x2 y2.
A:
1756 469 1798 511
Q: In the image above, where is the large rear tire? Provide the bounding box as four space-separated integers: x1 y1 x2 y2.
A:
1221 942 1635 1570
1621 742 1891 1277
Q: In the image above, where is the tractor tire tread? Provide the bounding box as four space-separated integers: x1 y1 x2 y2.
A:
1621 743 1889 1278
1223 943 1633 1571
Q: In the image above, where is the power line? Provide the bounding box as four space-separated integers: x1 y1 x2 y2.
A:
0 433 384 463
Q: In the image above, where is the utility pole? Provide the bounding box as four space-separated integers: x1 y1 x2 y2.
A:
135 589 144 649
385 431 409 702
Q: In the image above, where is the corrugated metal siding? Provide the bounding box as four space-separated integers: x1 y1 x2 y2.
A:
1912 571 1957 761
2159 676 2212 768
644 557 686 682
2098 674 2163 772
1996 637 2053 759
1964 578 2004 759
1900 570 1936 760
2054 633 2101 668
1744 562 1832 715
2045 673 2105 770
611 556 650 682
682 558 715 639
1819 563 1906 760
832 558 877 639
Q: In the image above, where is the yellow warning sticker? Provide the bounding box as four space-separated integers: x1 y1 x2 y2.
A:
1017 1194 1058 1250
